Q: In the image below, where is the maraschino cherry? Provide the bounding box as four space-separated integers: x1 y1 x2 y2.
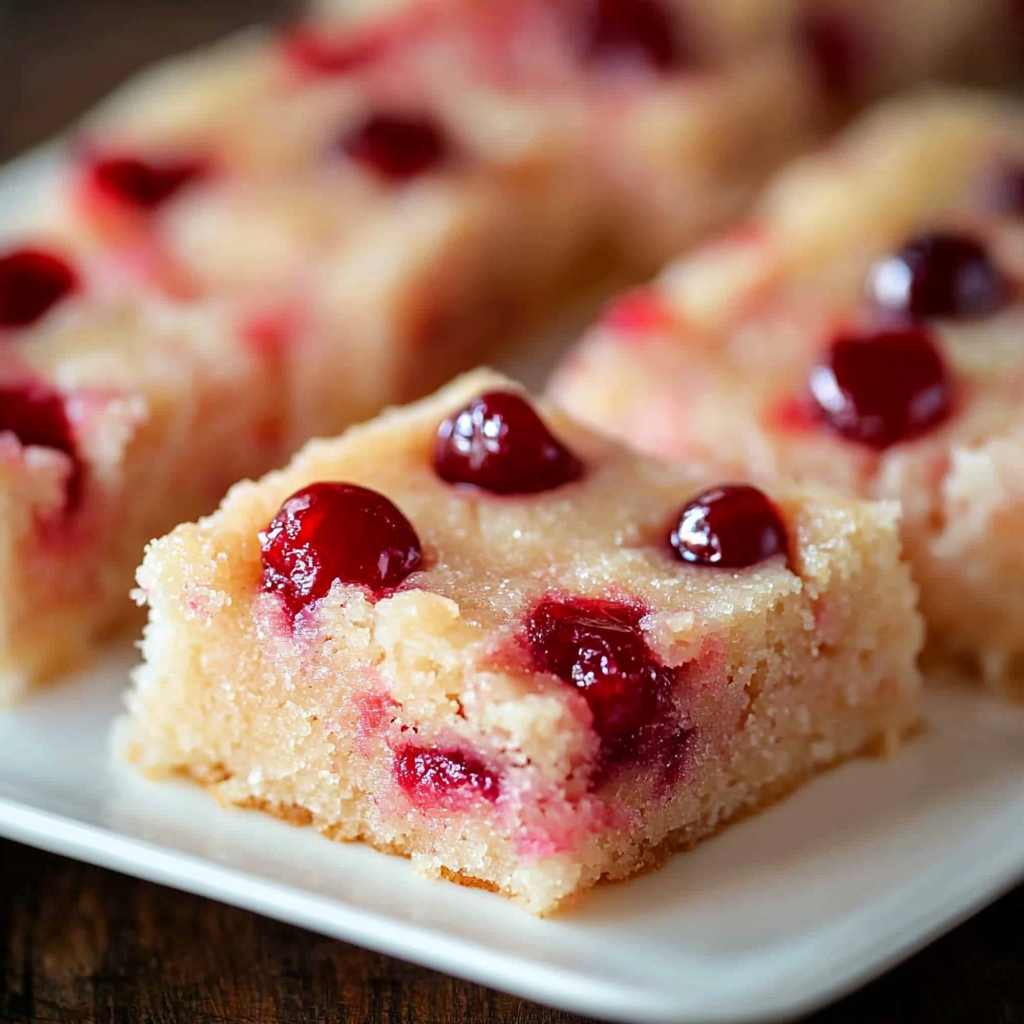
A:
809 325 951 448
526 596 670 740
0 249 78 329
340 113 449 182
669 485 789 569
434 391 582 495
868 232 1008 320
261 482 422 613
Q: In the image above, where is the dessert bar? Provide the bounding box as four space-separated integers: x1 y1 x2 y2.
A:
124 371 922 912
552 92 1024 693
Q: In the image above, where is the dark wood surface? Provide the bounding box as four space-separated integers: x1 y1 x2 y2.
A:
1 836 1023 1024
1 3 1023 1022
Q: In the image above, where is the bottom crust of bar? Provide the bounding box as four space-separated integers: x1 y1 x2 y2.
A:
159 719 918 917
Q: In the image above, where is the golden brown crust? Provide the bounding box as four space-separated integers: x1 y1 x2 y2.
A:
438 867 501 895
235 797 314 828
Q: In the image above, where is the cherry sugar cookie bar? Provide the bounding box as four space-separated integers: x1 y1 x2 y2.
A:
36 0 820 291
551 91 1024 694
233 0 1022 268
0 243 285 702
308 0 1024 87
47 0 1024 285
25 0 1023 413
124 370 922 914
46 39 589 424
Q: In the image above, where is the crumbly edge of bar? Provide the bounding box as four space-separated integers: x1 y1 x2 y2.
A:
145 717 917 917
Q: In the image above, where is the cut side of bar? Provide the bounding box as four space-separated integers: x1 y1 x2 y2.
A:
124 370 922 914
0 266 286 701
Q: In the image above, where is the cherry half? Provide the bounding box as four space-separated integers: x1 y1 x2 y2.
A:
669 485 789 569
525 595 694 788
434 391 583 495
260 482 422 614
339 113 449 183
0 382 81 509
0 248 78 329
809 325 952 449
868 232 1008 320
85 154 208 211
393 745 500 805
526 597 669 739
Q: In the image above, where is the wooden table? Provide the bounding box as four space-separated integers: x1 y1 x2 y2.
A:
1 3 1023 1021
2 836 1023 1023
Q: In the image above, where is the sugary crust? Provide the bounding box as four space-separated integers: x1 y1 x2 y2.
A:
125 370 922 913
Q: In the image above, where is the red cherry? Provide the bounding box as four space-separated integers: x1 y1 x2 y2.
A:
578 0 685 74
0 249 78 329
340 113 449 182
525 595 696 788
86 154 207 210
810 326 952 449
525 597 670 740
393 745 499 805
868 232 1008 320
669 485 789 569
260 482 422 614
0 382 81 509
434 391 582 495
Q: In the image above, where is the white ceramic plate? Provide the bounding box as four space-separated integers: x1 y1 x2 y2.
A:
2 144 1024 1024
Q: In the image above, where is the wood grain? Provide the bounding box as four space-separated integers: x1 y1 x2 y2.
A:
1 3 1023 1022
